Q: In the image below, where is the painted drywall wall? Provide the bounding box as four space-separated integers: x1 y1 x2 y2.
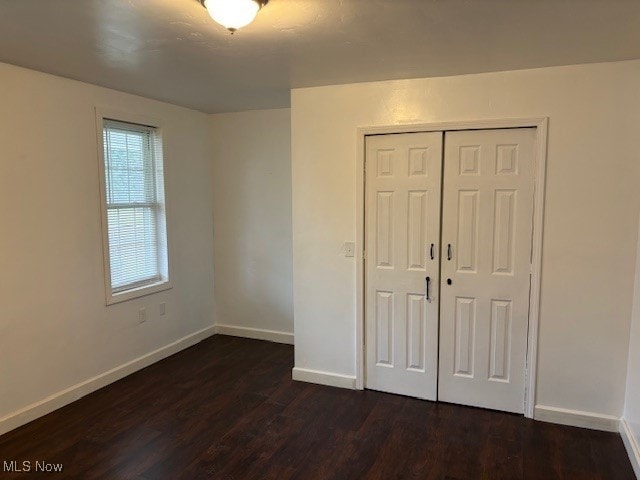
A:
210 109 293 339
623 212 640 475
291 60 640 419
0 62 215 428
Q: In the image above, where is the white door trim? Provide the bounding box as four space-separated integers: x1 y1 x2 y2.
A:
355 117 549 419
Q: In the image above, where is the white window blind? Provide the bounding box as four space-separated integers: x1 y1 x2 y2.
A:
102 119 168 295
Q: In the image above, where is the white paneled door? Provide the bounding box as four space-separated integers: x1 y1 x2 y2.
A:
364 127 536 413
365 132 443 400
438 128 536 413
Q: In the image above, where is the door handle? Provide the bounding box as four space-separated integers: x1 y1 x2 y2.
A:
430 243 435 260
425 276 431 303
447 244 452 261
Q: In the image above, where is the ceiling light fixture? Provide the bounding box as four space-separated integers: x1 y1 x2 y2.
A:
199 0 269 33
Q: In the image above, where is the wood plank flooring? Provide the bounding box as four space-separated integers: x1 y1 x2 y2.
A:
0 335 635 479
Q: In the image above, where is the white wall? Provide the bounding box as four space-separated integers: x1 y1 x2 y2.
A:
210 109 293 340
0 62 215 432
291 60 640 420
623 212 640 475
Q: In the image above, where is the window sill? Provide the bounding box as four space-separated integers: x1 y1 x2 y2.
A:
106 280 173 305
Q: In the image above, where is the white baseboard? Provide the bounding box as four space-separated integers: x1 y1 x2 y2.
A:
292 367 357 389
0 325 217 437
214 324 294 345
621 418 640 479
534 405 620 432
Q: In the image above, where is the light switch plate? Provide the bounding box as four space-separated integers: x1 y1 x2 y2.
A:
344 242 355 257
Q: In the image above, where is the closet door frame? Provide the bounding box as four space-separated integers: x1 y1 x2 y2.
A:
355 118 548 419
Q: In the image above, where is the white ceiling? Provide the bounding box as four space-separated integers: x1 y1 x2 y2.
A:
1 0 639 113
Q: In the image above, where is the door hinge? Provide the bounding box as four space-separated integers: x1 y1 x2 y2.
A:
363 250 367 260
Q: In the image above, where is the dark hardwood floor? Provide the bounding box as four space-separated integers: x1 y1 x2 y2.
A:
0 335 634 479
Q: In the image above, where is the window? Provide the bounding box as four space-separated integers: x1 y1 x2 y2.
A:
98 115 171 304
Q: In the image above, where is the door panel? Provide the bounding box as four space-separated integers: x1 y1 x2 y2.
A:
438 128 535 413
365 132 442 400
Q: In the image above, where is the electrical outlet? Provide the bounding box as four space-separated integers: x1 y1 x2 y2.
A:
138 307 147 324
159 302 166 316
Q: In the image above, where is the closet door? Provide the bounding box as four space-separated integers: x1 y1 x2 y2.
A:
438 128 536 413
365 132 442 400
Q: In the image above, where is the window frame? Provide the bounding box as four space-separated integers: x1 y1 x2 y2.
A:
96 108 173 305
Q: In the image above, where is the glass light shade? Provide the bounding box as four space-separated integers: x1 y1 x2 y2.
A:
204 0 260 31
